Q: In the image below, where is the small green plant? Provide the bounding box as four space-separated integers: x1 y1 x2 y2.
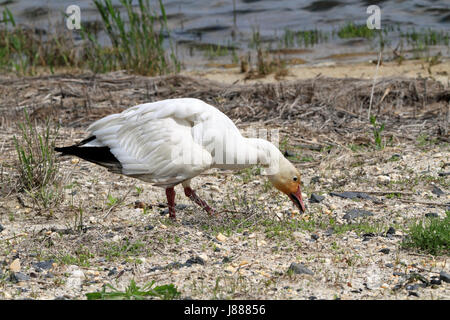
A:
135 186 143 196
86 279 181 300
13 110 63 208
106 194 119 207
402 211 449 255
369 115 386 150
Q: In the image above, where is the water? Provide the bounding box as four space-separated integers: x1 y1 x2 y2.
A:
2 0 449 68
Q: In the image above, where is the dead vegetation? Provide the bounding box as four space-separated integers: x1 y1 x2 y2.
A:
0 73 448 144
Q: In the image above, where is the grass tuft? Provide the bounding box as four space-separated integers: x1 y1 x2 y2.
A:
402 211 449 256
82 0 179 75
13 110 64 209
86 279 181 300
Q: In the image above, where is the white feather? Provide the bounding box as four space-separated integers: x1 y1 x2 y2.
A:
86 98 262 187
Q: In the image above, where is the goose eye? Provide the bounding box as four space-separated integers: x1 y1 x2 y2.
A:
293 176 298 182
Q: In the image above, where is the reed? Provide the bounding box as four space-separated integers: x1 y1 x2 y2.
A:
82 0 179 75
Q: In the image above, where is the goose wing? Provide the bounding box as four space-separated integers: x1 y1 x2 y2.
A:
86 98 237 187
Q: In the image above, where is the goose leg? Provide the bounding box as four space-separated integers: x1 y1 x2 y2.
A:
165 187 176 219
183 187 216 215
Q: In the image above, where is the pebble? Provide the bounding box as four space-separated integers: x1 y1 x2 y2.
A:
287 262 314 276
430 279 441 285
377 175 391 184
431 185 444 197
9 259 21 272
324 228 334 237
186 255 207 266
239 260 249 267
330 191 372 200
33 260 54 271
65 268 86 290
439 271 450 283
405 284 418 291
386 227 396 236
107 267 118 277
224 266 236 274
343 209 374 221
216 233 227 242
310 193 325 203
210 186 221 193
10 272 30 283
134 200 146 209
425 212 439 218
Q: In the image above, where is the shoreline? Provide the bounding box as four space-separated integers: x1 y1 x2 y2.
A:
184 58 450 87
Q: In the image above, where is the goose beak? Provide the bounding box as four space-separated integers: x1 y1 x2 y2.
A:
289 186 306 213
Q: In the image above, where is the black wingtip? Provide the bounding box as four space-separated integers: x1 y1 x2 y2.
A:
54 137 122 173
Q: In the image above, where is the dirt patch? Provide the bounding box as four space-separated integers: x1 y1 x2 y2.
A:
0 71 449 300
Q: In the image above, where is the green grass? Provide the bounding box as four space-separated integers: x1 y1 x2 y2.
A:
369 115 389 150
13 110 63 209
56 245 94 267
0 1 178 76
0 8 80 74
402 212 449 256
337 22 376 39
101 239 149 261
86 279 180 300
82 0 179 75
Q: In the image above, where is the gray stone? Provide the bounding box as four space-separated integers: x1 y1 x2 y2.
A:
310 193 325 203
386 227 396 235
185 256 206 266
10 272 31 282
439 271 450 283
430 279 442 285
431 185 444 197
425 212 439 218
343 209 374 221
330 191 372 200
288 262 314 276
33 260 54 271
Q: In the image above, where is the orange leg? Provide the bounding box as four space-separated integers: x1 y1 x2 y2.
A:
184 187 216 215
165 187 176 219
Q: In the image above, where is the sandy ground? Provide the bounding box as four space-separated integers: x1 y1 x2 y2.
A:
187 58 450 87
0 60 449 300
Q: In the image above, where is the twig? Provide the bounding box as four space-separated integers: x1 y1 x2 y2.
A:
2 233 28 241
397 199 448 207
347 190 414 196
103 187 134 219
368 51 382 120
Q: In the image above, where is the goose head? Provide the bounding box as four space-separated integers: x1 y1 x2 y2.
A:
267 157 306 213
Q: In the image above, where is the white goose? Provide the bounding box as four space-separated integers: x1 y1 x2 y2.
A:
55 98 306 219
